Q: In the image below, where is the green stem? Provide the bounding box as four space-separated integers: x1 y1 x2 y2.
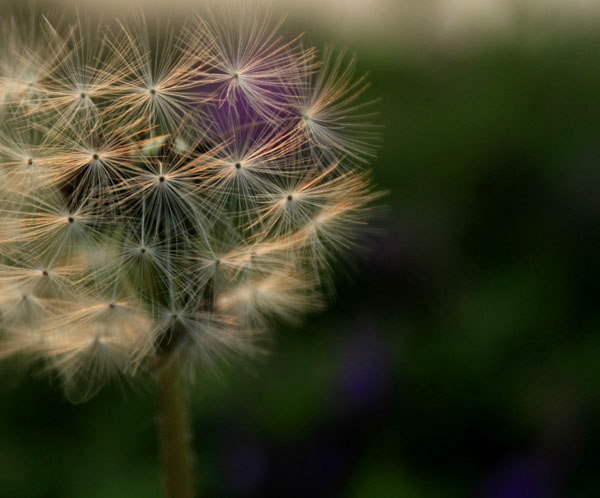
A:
156 356 196 498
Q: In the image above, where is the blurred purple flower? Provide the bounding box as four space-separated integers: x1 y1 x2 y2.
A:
219 435 269 495
335 322 392 412
482 453 559 498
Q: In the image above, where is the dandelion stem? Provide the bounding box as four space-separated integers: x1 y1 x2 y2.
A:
156 356 196 498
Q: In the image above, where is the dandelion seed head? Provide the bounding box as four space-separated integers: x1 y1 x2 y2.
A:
0 10 381 401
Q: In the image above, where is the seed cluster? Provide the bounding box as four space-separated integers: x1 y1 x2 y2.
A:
0 12 380 401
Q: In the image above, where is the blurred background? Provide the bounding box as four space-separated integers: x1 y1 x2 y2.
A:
1 0 600 496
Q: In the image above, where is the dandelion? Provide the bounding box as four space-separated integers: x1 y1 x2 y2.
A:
0 10 382 498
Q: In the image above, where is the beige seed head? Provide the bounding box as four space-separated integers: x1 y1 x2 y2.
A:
0 10 381 402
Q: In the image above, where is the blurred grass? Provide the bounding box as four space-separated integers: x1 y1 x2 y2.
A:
2 21 600 498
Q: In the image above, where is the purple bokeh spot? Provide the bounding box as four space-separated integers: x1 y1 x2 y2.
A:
192 59 301 148
219 436 269 494
335 322 392 412
482 454 559 498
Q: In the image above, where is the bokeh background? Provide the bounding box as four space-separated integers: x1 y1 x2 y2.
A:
2 0 600 496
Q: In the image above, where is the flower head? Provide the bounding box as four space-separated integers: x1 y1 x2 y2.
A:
0 11 381 402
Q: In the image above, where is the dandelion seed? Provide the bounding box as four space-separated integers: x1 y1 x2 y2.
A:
292 47 380 165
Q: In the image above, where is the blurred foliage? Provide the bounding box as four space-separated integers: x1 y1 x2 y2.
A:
2 17 600 498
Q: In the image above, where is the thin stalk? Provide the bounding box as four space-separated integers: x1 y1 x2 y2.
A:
156 356 196 498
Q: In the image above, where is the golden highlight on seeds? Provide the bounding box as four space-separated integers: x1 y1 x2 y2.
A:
0 12 381 402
